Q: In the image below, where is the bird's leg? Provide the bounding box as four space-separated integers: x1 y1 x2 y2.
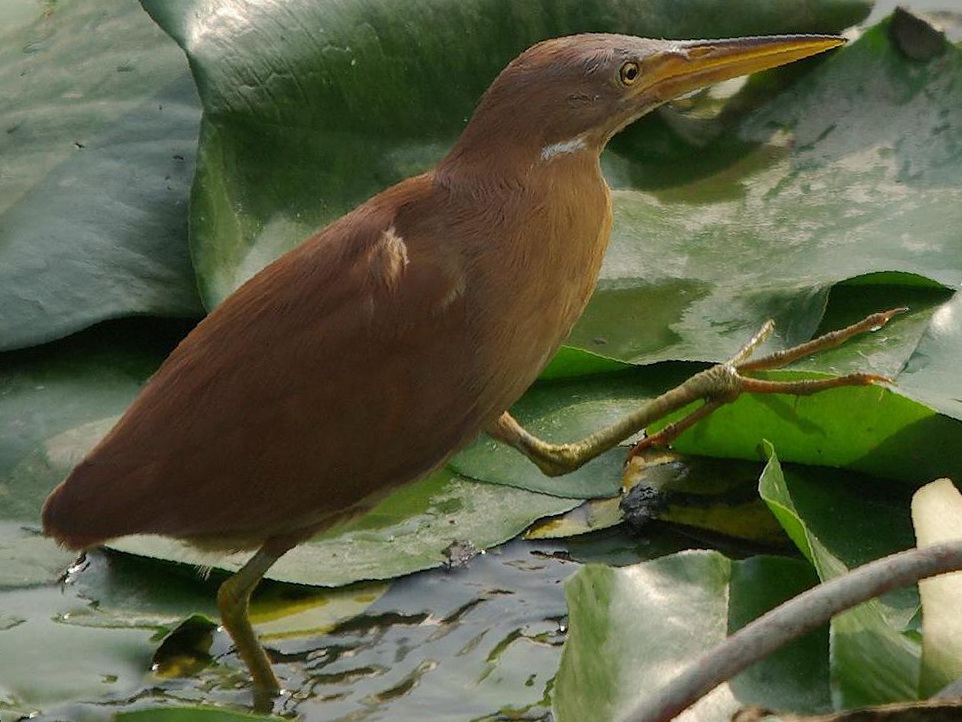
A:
488 309 904 475
217 534 300 695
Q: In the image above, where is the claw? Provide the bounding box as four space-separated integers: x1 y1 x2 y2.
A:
738 307 908 373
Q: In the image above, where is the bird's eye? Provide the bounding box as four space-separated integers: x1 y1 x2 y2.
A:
619 61 640 85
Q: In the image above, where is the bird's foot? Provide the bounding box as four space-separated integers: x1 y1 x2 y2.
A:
626 307 905 459
508 437 585 477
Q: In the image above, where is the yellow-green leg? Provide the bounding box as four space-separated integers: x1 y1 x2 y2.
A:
488 309 904 471
217 535 299 694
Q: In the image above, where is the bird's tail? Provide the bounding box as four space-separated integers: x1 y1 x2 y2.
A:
42 465 122 551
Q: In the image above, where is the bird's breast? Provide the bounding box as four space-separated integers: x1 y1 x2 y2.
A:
460 159 612 414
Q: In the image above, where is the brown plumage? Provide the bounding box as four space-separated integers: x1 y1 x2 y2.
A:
41 33 844 691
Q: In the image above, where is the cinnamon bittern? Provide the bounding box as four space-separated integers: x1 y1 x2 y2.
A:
43 33 872 693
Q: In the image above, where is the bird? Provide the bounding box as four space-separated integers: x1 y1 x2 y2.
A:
42 33 854 693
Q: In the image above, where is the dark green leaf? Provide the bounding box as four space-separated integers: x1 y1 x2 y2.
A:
899 292 962 420
759 446 921 707
455 356 962 498
452 365 694 498
669 373 962 486
0 319 192 524
0 522 75 589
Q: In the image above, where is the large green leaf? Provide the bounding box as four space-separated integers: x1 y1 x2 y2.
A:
0 523 75 589
137 0 870 307
452 364 693 498
0 0 203 351
553 553 826 722
669 372 962 484
759 446 921 708
455 358 962 499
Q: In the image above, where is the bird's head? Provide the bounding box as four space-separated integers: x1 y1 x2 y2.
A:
447 33 843 167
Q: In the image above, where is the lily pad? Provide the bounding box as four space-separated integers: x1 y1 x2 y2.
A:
668 372 962 485
451 366 695 499
0 522 75 589
138 0 870 307
0 0 203 351
455 355 962 500
759 445 921 708
899 291 962 420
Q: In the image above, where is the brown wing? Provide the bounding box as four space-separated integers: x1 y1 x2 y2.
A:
42 173 481 551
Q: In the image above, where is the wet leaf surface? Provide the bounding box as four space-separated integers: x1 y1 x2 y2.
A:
110 469 582 586
0 318 195 524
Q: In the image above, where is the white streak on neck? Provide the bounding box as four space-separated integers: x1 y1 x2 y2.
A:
540 136 587 161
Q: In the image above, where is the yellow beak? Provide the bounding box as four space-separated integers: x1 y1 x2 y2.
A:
635 34 844 102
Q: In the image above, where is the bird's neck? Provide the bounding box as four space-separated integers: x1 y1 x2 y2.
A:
432 139 612 411
439 100 607 179
437 132 612 316
436 126 609 237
